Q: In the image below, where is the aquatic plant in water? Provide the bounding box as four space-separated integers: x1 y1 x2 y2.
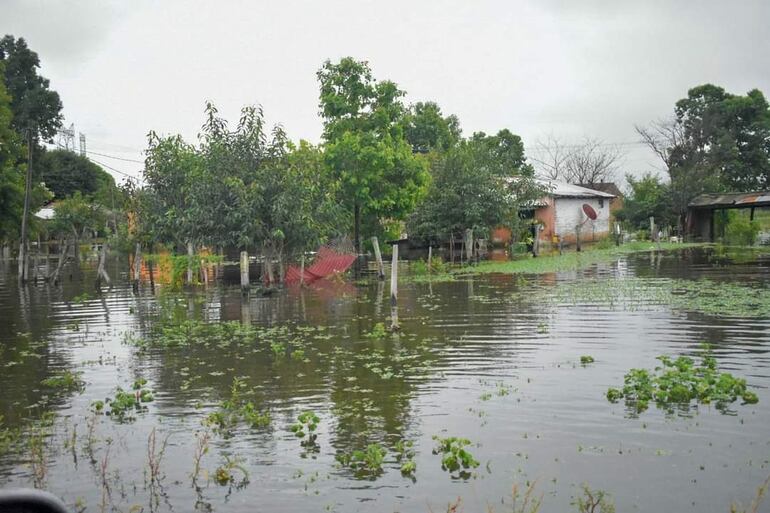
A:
336 443 387 477
432 436 479 478
606 346 759 414
290 411 320 444
41 370 85 392
204 377 270 435
580 356 595 365
395 439 416 476
92 380 154 422
364 322 388 339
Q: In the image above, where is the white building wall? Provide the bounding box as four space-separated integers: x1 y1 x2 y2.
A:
554 197 611 239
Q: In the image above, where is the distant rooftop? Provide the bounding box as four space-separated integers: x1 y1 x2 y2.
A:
578 182 623 197
689 191 770 209
536 179 616 199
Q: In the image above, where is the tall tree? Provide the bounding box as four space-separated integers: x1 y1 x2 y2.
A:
0 35 63 141
408 129 542 244
403 101 461 154
318 57 428 252
0 61 24 245
637 83 770 226
531 135 622 185
37 148 116 199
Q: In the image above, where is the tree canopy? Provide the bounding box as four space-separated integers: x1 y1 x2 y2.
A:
37 148 116 200
0 35 63 142
318 57 428 250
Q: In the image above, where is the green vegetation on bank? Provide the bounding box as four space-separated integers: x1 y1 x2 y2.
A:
469 242 703 275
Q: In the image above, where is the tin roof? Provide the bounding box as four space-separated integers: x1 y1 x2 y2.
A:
536 179 616 199
688 191 770 209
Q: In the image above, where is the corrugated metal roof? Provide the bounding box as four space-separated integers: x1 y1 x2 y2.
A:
689 191 770 208
536 179 616 198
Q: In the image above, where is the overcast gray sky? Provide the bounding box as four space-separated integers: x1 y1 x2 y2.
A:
2 0 769 185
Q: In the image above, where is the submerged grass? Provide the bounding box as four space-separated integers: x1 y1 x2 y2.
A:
468 242 703 275
551 277 770 318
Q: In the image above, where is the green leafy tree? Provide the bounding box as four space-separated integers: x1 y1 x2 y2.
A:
616 173 673 230
37 148 116 199
638 84 770 226
141 132 205 250
408 132 542 244
403 101 461 154
318 57 428 251
49 191 105 242
0 35 63 141
0 61 24 244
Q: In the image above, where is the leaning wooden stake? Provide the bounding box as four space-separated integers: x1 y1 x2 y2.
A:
427 245 432 273
95 242 112 290
389 244 399 331
371 236 385 280
240 250 250 294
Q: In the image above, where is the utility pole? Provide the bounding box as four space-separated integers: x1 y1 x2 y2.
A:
18 128 33 282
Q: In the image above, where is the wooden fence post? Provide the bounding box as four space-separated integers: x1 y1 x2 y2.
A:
465 229 473 263
427 245 432 273
371 236 385 280
133 242 142 292
187 241 194 284
575 224 582 252
300 255 305 287
95 242 111 290
240 250 250 293
390 243 399 331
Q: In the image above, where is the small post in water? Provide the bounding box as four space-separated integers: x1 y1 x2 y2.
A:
389 243 399 331
371 236 385 280
240 250 250 294
427 245 432 273
187 242 194 284
464 229 473 263
575 224 582 252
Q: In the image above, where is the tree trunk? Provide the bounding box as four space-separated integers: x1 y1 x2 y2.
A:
48 239 69 285
95 242 111 290
18 130 33 283
353 202 361 255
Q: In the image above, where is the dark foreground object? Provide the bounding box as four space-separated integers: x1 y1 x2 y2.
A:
0 489 71 513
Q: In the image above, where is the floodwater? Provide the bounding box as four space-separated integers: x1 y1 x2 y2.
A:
0 248 769 513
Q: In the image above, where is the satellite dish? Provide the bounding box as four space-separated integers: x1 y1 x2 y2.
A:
582 203 598 221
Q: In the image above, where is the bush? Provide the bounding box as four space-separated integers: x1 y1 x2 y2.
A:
724 213 760 246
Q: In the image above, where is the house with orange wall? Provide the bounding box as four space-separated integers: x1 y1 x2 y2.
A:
492 180 616 246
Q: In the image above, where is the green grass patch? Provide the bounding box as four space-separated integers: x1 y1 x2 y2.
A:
465 242 704 275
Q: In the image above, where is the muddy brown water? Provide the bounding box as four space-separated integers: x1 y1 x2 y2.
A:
0 248 769 512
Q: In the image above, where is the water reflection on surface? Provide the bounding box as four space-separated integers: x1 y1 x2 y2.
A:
0 249 768 513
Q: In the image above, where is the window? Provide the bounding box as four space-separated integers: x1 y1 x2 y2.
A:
599 199 604 208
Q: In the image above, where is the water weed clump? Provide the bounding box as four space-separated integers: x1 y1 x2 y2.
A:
395 439 416 477
572 485 615 513
580 356 595 365
93 380 154 422
41 370 85 392
432 436 479 478
290 411 320 445
204 378 270 436
336 443 387 478
606 346 759 414
364 323 388 339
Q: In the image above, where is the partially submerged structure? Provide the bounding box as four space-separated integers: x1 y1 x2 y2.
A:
687 191 770 241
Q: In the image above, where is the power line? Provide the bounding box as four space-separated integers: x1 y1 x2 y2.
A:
86 156 143 182
84 149 144 164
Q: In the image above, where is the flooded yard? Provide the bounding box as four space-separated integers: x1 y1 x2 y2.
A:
1 247 769 512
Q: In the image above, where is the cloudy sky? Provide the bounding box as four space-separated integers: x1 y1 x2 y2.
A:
2 0 769 185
